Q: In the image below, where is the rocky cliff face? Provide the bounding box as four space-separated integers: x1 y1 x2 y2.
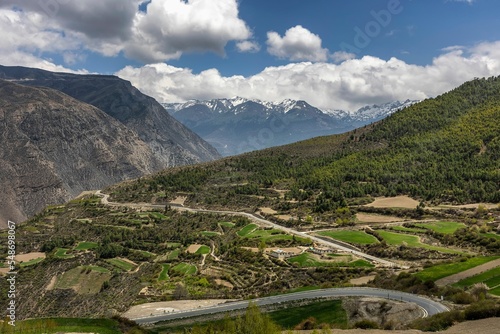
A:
0 80 164 226
0 65 221 166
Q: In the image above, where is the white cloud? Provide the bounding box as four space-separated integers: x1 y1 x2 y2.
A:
117 41 500 112
236 40 261 53
0 0 252 63
446 0 475 4
330 51 356 63
124 0 251 62
267 25 328 62
0 9 87 73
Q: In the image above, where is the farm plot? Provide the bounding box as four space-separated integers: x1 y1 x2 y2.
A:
53 266 111 294
416 256 500 282
376 230 462 254
415 221 466 234
317 230 379 245
106 258 137 272
288 253 374 268
454 267 500 289
171 262 197 275
237 224 297 242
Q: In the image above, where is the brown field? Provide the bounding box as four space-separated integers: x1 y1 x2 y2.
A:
437 203 499 209
366 196 420 209
349 275 376 286
356 213 402 223
123 300 235 319
260 207 278 215
16 252 46 262
171 196 188 206
186 244 202 254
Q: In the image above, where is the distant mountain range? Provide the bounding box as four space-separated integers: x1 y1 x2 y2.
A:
163 98 417 156
0 65 221 224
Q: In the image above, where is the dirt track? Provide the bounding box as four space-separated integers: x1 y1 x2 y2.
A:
435 258 500 286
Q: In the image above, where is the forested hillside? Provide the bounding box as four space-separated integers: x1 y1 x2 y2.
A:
110 76 500 208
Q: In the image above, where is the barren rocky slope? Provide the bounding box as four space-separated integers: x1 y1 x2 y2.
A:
0 65 221 166
0 80 163 226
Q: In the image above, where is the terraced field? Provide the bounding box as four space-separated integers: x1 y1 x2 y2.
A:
317 230 379 245
415 221 466 234
376 230 462 254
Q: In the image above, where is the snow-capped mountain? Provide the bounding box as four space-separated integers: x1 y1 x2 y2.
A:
162 97 419 156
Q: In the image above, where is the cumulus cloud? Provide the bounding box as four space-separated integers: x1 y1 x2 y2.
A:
236 40 261 53
0 9 87 73
267 25 328 62
125 0 251 62
1 0 252 63
117 41 500 112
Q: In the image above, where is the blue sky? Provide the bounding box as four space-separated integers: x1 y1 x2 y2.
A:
1 0 500 111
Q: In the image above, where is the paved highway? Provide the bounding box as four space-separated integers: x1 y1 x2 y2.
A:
131 287 449 325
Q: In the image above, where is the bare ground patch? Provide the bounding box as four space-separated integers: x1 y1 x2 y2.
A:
366 196 420 209
260 207 278 215
356 213 403 223
349 275 376 285
123 300 235 319
436 258 500 286
16 252 46 262
171 196 187 206
186 244 202 254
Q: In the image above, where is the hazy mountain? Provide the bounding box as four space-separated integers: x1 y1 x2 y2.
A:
0 80 164 226
163 97 417 156
0 65 221 166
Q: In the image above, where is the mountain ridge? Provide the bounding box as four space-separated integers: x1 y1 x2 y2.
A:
0 65 221 166
163 97 417 156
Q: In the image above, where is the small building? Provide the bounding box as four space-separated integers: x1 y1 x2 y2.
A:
308 246 334 255
270 249 295 259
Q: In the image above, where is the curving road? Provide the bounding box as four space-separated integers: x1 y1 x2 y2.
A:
95 191 399 268
130 287 449 325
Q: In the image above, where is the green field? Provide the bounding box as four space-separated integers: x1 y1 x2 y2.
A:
159 264 170 281
54 248 74 259
5 318 123 334
219 221 235 227
105 258 136 271
416 256 500 281
415 221 466 234
269 300 348 329
391 226 427 233
238 224 298 242
195 245 211 255
317 230 379 245
75 241 98 251
288 253 374 268
377 230 462 254
166 242 181 248
237 224 259 236
489 286 500 296
200 231 220 237
167 249 180 260
481 233 500 240
453 267 500 288
171 262 197 275
138 211 167 220
54 266 111 294
19 257 45 267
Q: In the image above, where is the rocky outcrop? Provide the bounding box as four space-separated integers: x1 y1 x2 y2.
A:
343 297 423 329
